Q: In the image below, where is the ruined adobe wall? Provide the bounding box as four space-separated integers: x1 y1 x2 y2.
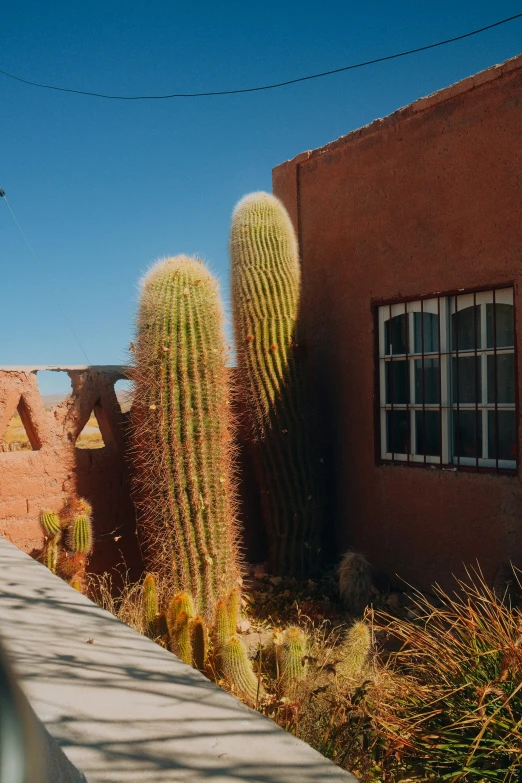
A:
273 54 522 591
0 366 264 576
0 366 142 578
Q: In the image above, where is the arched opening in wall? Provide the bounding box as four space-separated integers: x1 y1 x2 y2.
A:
114 378 134 413
75 400 112 450
36 370 73 409
0 397 41 452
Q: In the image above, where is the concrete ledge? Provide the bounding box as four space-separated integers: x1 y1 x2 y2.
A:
0 538 355 783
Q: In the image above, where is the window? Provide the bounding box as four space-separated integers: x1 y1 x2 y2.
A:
377 287 516 471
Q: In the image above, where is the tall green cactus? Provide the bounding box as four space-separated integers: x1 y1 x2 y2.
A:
221 635 262 706
68 504 93 555
131 256 241 621
230 192 324 577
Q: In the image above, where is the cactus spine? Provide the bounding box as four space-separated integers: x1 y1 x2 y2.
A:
191 616 208 671
143 574 159 636
230 192 324 577
277 626 308 694
221 635 262 706
40 509 61 537
131 256 241 621
68 501 93 555
339 621 371 680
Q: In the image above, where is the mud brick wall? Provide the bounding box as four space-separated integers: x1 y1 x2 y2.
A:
0 366 142 578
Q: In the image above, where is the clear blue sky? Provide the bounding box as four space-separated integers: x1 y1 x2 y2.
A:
2 1 521 393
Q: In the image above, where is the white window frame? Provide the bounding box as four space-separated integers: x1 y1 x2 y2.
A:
377 287 516 470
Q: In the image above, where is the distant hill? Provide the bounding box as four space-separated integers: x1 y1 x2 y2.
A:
41 391 133 412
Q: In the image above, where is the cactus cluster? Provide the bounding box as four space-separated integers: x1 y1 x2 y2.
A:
130 256 241 622
145 579 263 705
230 192 324 577
38 497 94 591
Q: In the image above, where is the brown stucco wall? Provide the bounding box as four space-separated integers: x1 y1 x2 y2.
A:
273 54 522 590
0 366 142 578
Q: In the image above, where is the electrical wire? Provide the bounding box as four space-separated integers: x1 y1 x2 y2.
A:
1 193 92 364
0 12 521 100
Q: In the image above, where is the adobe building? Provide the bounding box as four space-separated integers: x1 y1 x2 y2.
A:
273 53 522 591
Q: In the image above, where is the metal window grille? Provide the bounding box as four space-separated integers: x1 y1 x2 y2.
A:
377 286 517 472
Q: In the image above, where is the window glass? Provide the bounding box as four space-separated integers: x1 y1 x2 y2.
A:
452 356 481 404
414 358 440 404
486 303 514 348
451 305 481 352
386 410 409 455
413 312 439 354
385 360 409 404
488 411 516 461
385 313 408 355
453 411 482 459
415 411 441 457
487 354 515 404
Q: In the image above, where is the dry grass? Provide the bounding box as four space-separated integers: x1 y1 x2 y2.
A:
76 414 105 449
87 564 522 783
1 413 31 450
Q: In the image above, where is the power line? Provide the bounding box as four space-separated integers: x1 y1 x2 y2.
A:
0 12 521 100
1 192 91 364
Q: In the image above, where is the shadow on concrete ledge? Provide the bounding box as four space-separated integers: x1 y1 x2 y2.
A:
0 538 355 783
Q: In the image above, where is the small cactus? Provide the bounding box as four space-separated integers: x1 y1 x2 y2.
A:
214 598 231 649
226 588 240 636
277 626 308 694
191 616 208 671
143 574 159 636
221 635 262 706
153 611 169 641
40 509 61 537
338 551 372 615
68 501 93 555
70 578 82 592
338 621 371 680
44 538 59 574
56 551 86 581
170 610 192 665
167 592 195 637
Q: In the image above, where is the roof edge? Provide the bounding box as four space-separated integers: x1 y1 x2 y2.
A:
275 51 522 168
